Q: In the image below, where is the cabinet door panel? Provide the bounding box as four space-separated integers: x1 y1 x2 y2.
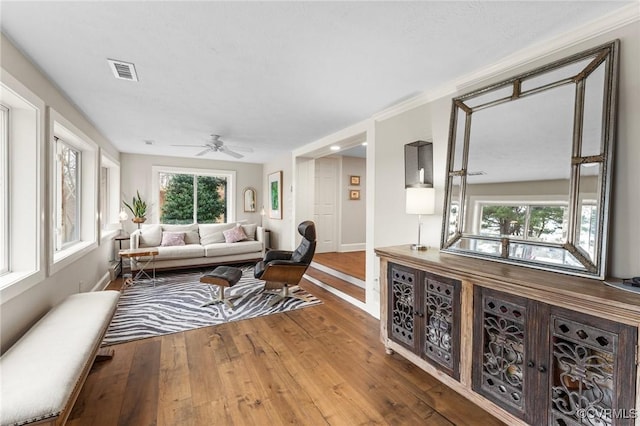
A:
388 263 419 352
548 308 637 426
473 287 533 421
422 272 461 380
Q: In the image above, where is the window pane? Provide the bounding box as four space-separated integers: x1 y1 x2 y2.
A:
159 173 194 224
196 175 227 224
527 206 566 243
0 105 8 274
480 205 526 237
56 141 80 250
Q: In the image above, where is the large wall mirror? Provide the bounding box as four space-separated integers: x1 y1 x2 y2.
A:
441 41 619 279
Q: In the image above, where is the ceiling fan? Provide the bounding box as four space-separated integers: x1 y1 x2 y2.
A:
172 134 253 159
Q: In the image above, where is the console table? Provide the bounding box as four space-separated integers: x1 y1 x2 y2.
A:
376 245 640 426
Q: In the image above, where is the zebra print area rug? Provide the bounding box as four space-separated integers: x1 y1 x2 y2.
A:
102 265 321 346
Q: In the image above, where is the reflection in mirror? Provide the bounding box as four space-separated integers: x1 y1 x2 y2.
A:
243 187 257 212
447 175 462 240
441 41 618 279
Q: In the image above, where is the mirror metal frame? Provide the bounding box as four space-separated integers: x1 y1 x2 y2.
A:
441 41 619 279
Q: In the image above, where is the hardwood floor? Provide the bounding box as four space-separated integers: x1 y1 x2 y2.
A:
312 251 366 281
69 277 503 425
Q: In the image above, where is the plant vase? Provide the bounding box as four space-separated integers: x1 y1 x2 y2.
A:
132 217 146 229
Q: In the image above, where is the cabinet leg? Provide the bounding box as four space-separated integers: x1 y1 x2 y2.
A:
385 347 394 355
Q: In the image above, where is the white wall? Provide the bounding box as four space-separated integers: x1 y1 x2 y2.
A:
340 156 366 249
263 153 294 250
1 34 119 350
119 153 263 234
373 103 441 249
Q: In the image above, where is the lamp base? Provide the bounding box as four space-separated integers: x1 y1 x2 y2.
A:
410 244 428 251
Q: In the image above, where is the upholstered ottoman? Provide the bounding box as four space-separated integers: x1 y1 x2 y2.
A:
199 266 243 309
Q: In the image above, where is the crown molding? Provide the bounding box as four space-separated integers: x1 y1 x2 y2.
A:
372 2 639 122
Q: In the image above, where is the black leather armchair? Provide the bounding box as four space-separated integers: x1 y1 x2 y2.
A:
254 221 316 306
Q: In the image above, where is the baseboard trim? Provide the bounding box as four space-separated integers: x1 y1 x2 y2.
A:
91 272 112 292
338 243 365 252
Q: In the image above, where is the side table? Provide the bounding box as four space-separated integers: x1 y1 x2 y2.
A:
119 247 159 287
114 235 129 277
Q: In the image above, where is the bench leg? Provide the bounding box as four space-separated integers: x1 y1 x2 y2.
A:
95 347 114 362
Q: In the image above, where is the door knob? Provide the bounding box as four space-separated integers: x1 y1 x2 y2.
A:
527 361 535 368
538 365 547 373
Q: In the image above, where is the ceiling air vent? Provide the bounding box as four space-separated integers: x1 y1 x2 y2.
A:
107 59 138 82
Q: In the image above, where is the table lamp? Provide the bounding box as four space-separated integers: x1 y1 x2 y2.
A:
406 187 435 250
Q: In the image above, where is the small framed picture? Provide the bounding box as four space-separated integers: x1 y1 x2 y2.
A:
350 175 360 186
349 189 360 200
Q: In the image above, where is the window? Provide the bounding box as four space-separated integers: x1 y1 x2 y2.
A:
54 138 81 251
152 166 235 224
100 153 121 236
480 204 567 244
100 166 109 229
0 76 45 299
49 109 99 274
0 105 8 275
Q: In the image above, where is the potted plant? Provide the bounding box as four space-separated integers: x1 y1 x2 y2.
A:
123 190 147 226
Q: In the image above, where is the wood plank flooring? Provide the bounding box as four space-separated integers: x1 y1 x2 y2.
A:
69 277 504 425
306 266 366 302
313 251 366 281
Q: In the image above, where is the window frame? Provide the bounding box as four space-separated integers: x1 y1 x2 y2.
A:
151 166 236 224
0 74 46 301
99 151 121 240
48 108 99 275
0 104 9 276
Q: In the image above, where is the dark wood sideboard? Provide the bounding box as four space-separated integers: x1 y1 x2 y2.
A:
376 245 640 426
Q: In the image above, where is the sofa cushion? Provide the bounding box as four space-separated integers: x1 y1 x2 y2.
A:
241 223 258 240
139 224 162 247
204 240 263 257
199 223 236 245
156 244 205 260
223 226 248 243
162 223 200 244
161 231 185 247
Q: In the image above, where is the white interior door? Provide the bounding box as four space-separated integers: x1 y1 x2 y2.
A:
314 157 338 253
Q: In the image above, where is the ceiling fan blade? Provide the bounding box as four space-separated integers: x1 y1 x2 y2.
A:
195 148 212 156
227 145 254 153
171 144 208 147
220 145 244 159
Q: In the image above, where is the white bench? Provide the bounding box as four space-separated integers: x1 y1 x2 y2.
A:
0 290 120 426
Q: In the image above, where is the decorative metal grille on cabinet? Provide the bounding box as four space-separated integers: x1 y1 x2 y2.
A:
550 316 616 426
424 277 454 371
480 295 526 413
390 266 416 347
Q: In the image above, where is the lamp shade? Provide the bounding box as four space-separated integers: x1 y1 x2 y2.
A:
406 187 435 215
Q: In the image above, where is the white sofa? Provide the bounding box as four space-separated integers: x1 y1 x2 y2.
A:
128 222 265 271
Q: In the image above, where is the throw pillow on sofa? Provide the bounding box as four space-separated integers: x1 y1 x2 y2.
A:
139 224 162 247
223 226 248 243
241 223 258 240
162 223 200 244
199 223 237 245
161 231 186 247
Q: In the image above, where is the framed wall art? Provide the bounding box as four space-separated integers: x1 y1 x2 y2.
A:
349 189 360 200
350 175 360 185
268 171 283 219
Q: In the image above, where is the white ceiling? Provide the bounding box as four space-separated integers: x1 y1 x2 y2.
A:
0 1 632 164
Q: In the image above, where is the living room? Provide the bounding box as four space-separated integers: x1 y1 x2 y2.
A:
1 2 639 425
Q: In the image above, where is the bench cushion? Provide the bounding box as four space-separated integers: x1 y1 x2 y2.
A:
0 290 120 426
